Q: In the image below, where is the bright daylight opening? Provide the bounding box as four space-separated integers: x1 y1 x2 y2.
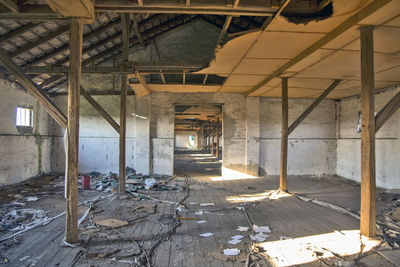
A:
15 107 33 127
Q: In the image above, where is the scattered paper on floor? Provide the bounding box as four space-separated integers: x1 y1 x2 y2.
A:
200 232 214 237
228 239 242 245
250 233 269 242
196 220 207 224
253 224 271 233
200 203 215 206
236 226 249 232
223 248 240 256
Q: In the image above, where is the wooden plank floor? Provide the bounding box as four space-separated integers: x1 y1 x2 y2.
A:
0 152 399 266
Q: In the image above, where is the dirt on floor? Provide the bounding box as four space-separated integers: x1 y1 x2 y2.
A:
0 152 399 266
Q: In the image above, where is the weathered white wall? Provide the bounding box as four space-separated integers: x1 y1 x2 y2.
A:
175 130 198 148
150 92 253 176
259 98 337 176
0 78 54 185
337 86 400 189
52 90 151 175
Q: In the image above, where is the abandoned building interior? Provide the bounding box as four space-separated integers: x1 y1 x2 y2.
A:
1 0 400 266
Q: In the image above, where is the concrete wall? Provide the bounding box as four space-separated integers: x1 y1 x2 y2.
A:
337 86 400 189
175 130 198 149
0 78 54 185
259 98 337 176
150 92 255 176
52 92 151 175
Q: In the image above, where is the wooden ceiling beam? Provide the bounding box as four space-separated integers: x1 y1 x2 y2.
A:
216 0 239 47
94 1 277 16
0 22 38 43
0 0 19 13
10 24 69 57
45 0 94 23
25 64 204 75
130 13 144 46
40 14 193 90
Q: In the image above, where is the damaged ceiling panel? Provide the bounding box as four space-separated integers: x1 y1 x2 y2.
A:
204 0 400 99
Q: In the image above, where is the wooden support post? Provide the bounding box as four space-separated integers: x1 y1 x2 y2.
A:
280 77 288 192
65 18 83 244
288 79 342 135
375 90 400 133
360 26 376 237
211 121 215 156
216 118 220 158
205 123 209 152
81 86 120 134
119 13 130 193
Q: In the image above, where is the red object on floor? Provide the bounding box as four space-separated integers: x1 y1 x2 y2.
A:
81 176 91 190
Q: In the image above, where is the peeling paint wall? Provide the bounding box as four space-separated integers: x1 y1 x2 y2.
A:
337 86 400 189
259 98 337 176
0 78 54 185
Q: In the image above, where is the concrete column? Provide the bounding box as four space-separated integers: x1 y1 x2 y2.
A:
135 95 151 175
245 97 260 176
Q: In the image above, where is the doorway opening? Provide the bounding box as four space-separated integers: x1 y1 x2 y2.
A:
174 104 222 175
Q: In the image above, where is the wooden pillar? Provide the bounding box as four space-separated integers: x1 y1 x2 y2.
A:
204 124 208 151
65 18 83 244
119 13 130 193
216 118 220 158
211 121 215 156
208 122 211 153
360 26 376 237
280 77 288 192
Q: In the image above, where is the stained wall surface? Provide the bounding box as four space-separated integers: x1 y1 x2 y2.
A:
337 86 400 189
52 92 151 175
259 98 337 176
0 78 54 185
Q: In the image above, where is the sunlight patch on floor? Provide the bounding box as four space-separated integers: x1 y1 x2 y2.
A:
257 230 381 267
211 167 259 181
226 189 291 203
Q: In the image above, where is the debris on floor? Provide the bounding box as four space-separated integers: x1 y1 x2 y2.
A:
94 218 129 228
253 224 271 233
224 248 240 256
200 232 214 237
1 209 47 231
91 169 181 193
236 226 249 232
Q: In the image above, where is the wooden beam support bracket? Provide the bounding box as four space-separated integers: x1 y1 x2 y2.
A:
0 48 67 128
81 86 120 134
375 90 400 133
288 79 342 135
